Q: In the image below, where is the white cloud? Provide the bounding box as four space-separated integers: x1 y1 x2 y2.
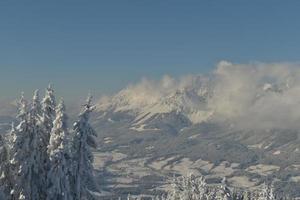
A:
209 61 300 129
99 61 300 130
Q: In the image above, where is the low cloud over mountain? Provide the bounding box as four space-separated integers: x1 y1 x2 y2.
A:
98 61 300 130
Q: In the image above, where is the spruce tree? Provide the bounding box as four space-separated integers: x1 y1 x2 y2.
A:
71 95 97 200
9 93 30 199
42 84 56 141
41 85 56 198
218 177 232 200
0 122 18 200
10 91 44 200
258 183 276 200
0 134 10 200
31 90 47 200
47 99 72 200
163 174 210 200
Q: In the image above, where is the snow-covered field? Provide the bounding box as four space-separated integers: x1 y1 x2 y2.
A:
228 176 256 188
245 164 280 176
93 151 285 196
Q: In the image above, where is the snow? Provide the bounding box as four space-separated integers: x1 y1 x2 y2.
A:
188 134 199 139
9 91 47 200
273 150 281 155
107 157 152 178
149 156 179 170
290 165 300 170
103 137 113 144
264 143 273 149
187 110 213 124
289 176 300 182
47 99 71 200
72 95 98 199
248 143 264 149
130 124 160 132
246 164 280 176
88 190 112 197
209 161 235 178
263 83 273 91
228 176 256 188
108 118 115 123
149 157 214 175
145 146 154 150
93 151 128 170
96 77 212 126
171 158 202 176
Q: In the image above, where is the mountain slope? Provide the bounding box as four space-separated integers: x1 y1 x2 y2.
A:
96 76 214 133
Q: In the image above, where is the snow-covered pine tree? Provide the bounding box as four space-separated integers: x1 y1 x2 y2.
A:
217 177 232 200
242 191 252 200
71 94 97 200
42 84 56 141
206 188 218 200
192 175 208 199
9 93 30 199
258 183 276 200
231 189 243 200
0 122 18 200
30 90 49 200
40 85 57 198
10 91 45 200
47 99 72 200
0 134 11 200
162 174 209 200
268 184 276 200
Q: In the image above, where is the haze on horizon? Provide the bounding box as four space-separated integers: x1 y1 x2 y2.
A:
1 1 300 102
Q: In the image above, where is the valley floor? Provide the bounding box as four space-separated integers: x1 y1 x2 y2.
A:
93 150 300 199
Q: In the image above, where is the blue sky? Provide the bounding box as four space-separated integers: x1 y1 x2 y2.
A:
1 0 300 101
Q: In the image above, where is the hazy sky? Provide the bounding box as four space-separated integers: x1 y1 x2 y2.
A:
1 0 300 102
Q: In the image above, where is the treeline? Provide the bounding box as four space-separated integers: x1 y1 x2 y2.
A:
0 85 98 200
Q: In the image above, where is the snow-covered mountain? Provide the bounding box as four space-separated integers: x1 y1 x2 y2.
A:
96 75 214 132
95 61 296 132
